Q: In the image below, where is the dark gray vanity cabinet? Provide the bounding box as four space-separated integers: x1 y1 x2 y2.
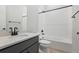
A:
22 43 39 53
0 36 39 53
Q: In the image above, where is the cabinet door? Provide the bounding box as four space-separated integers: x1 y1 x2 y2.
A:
27 42 39 53
23 42 39 53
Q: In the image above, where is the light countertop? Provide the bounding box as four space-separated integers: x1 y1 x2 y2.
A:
0 33 39 50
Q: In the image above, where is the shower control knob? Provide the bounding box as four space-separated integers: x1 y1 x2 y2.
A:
77 32 79 35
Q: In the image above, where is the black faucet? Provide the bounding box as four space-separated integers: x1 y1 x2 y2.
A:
14 27 18 35
9 27 18 36
9 27 14 35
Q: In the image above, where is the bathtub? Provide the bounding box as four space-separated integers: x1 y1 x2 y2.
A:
44 35 72 53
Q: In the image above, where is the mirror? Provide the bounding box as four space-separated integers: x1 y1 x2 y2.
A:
0 5 27 34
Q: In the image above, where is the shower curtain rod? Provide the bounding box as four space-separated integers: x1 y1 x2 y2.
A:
38 5 72 14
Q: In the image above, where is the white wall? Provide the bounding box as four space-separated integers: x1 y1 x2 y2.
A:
38 5 46 33
0 6 6 32
39 5 72 40
27 5 39 33
21 6 27 32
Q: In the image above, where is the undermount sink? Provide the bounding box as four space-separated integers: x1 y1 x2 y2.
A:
8 34 28 39
17 34 28 36
12 34 28 37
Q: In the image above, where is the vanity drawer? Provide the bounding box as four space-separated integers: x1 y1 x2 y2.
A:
0 36 39 53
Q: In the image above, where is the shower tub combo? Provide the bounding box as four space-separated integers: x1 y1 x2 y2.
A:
39 35 72 53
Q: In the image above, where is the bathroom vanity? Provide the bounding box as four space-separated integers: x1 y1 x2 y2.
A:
0 33 39 53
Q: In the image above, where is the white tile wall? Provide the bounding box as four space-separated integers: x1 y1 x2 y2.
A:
27 5 39 33
39 5 72 40
72 5 79 52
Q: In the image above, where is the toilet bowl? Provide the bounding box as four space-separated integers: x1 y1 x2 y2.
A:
39 40 51 44
39 40 51 53
39 40 51 47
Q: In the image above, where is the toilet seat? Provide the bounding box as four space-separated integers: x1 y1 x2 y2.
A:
39 40 51 44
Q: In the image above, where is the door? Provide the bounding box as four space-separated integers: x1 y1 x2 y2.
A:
72 5 79 52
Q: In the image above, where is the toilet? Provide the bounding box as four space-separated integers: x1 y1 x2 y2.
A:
39 39 51 53
39 40 51 46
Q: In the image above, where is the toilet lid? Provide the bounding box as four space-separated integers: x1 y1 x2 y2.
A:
39 40 51 44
